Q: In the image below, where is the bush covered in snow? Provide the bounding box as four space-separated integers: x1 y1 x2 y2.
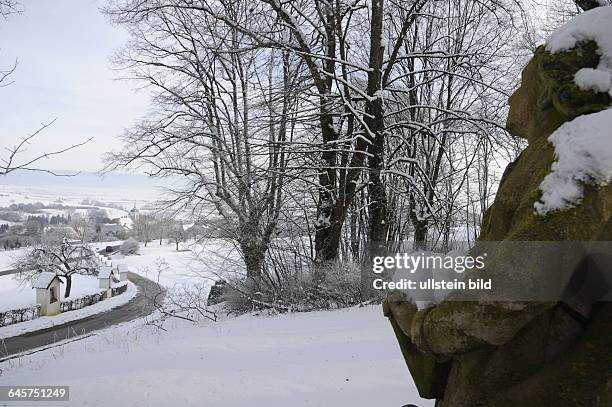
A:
120 237 140 255
220 261 380 313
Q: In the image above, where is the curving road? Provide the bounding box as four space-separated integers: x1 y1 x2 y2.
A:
0 272 164 360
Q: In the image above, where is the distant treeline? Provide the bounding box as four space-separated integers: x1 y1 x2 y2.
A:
0 211 71 224
26 214 70 226
0 202 111 215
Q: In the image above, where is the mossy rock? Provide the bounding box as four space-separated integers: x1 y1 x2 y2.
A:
537 42 612 119
207 280 227 306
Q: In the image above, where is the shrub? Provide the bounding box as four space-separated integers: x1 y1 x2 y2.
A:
222 261 376 314
120 237 140 255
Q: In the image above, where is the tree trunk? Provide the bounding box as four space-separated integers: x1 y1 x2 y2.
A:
413 220 428 250
363 0 388 294
314 211 344 282
350 202 360 262
365 0 387 247
242 244 265 282
64 274 72 298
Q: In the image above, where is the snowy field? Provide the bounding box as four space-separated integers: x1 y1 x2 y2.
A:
0 171 168 232
0 189 130 220
0 305 431 407
99 239 244 294
0 248 25 271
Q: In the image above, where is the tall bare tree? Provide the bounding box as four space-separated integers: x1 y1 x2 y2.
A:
15 237 98 297
105 1 302 282
104 0 526 283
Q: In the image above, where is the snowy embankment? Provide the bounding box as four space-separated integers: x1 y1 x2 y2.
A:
0 248 26 271
0 305 431 407
108 239 242 291
0 282 137 339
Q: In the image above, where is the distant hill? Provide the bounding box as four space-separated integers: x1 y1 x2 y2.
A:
0 170 178 203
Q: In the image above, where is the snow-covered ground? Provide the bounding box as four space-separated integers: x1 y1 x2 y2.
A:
0 248 25 271
0 304 431 407
106 239 243 292
0 274 104 313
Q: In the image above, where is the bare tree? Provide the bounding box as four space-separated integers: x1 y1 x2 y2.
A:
155 215 170 245
375 0 526 251
103 0 526 290
15 237 98 297
0 0 21 19
133 213 155 247
169 221 185 251
70 214 94 244
0 1 91 176
105 0 302 282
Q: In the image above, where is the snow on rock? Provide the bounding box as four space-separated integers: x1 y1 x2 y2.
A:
535 109 612 215
536 6 612 215
0 305 431 407
574 68 612 95
546 5 612 97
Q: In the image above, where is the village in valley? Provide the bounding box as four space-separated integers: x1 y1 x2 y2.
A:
0 184 198 333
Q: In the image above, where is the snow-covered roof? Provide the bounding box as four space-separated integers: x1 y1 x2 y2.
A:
32 272 61 289
98 266 115 279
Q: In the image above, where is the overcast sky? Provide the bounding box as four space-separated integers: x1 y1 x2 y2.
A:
0 0 149 172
